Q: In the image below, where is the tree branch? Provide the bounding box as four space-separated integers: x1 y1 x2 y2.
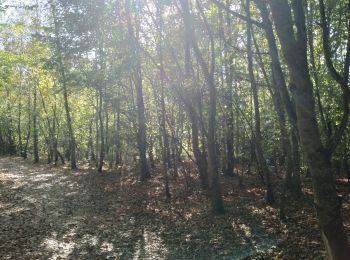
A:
211 0 265 29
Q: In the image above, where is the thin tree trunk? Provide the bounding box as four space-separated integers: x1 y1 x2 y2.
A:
190 111 209 189
246 0 274 205
126 0 150 181
17 98 24 158
255 0 301 196
88 121 96 166
221 4 236 177
33 83 39 163
52 101 59 165
179 0 224 214
98 87 104 173
157 2 171 198
115 101 121 166
182 34 209 189
50 0 77 170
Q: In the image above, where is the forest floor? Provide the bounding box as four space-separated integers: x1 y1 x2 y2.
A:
1 157 350 260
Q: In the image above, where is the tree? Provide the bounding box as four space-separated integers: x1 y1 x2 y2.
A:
50 0 77 170
126 0 151 181
267 0 350 258
179 0 224 214
245 0 275 205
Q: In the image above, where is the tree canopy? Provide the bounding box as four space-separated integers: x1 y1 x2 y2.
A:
1 0 350 258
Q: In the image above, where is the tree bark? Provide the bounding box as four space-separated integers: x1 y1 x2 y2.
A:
268 1 350 258
33 83 39 163
157 1 171 198
97 87 105 173
50 0 77 170
179 0 224 214
246 0 275 205
126 0 150 181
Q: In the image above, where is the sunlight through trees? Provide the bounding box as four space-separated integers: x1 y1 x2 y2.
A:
1 0 350 259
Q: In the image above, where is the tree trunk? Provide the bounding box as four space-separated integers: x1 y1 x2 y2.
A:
219 3 236 177
268 1 350 258
182 29 209 189
33 83 39 163
157 2 171 199
189 111 209 189
246 0 274 205
50 0 77 170
17 99 23 158
179 0 224 214
126 0 150 181
255 0 301 196
115 101 121 166
97 88 105 173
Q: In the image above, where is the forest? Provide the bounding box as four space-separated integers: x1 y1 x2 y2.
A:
1 0 350 259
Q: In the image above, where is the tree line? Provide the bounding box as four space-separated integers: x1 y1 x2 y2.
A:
1 0 350 258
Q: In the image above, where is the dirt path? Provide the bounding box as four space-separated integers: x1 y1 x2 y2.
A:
0 157 330 259
0 157 132 259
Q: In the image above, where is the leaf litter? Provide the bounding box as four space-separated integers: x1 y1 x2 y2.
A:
1 157 350 259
